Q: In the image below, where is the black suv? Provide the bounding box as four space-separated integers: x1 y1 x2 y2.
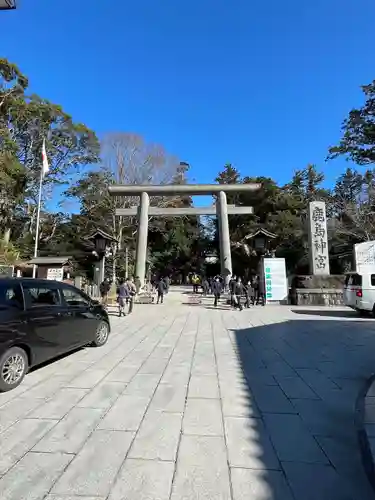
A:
0 278 110 392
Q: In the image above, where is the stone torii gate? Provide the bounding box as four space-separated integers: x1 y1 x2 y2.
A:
108 183 261 286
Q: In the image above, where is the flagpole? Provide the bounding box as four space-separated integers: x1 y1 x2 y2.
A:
32 161 44 279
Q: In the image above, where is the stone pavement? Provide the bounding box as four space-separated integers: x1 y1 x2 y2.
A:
0 290 375 499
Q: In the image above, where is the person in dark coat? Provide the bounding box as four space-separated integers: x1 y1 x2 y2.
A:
99 278 110 308
257 275 265 306
164 276 170 294
252 275 259 305
234 277 244 311
202 278 209 296
244 279 253 308
212 277 222 307
116 279 129 317
229 276 236 306
157 278 167 304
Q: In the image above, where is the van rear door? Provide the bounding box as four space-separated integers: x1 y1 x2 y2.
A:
344 273 362 307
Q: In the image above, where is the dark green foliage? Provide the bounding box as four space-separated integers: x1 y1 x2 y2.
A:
329 81 375 165
212 162 365 275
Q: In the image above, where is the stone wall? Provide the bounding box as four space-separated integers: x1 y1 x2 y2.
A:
290 274 345 306
293 288 344 306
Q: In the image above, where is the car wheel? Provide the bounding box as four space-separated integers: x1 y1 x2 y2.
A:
356 308 367 317
0 347 28 392
93 321 109 347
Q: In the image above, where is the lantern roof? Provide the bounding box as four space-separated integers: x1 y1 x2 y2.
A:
85 229 118 243
244 228 277 241
29 256 72 266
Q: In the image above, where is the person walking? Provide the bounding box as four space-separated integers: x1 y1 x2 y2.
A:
192 274 199 294
212 277 222 307
229 275 236 306
157 278 167 304
134 276 141 295
99 278 110 308
234 277 244 311
244 279 253 308
164 275 170 294
202 277 209 296
126 277 136 313
252 275 259 305
116 279 129 317
258 275 266 306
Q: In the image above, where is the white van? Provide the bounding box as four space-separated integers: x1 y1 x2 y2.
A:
343 271 375 315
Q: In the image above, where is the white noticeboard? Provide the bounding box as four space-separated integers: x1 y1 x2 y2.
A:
263 258 287 302
46 267 63 281
354 241 375 273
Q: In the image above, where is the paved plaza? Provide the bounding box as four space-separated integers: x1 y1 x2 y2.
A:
0 290 375 499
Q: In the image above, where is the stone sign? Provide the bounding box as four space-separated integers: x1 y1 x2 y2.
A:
308 201 330 275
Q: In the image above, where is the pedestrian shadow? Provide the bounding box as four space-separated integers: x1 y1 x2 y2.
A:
292 308 369 319
229 319 375 500
205 305 231 311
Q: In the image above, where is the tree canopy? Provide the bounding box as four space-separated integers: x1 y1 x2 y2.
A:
329 81 375 165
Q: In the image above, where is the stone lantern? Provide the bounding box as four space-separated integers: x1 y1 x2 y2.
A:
245 228 277 257
86 229 118 286
244 228 277 297
204 252 219 264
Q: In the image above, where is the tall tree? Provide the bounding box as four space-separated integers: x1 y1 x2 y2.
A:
99 132 184 281
65 135 197 281
331 168 375 242
0 58 100 244
0 152 26 242
0 57 28 112
333 168 363 208
328 80 375 165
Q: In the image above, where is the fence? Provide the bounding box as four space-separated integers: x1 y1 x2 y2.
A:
83 284 100 298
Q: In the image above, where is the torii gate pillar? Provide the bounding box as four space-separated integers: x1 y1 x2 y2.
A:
134 192 149 282
216 191 232 287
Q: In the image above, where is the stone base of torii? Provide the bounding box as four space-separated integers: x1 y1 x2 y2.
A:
108 183 261 287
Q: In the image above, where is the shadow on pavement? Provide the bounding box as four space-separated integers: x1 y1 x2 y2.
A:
291 308 369 319
29 346 84 373
231 319 375 500
205 305 230 311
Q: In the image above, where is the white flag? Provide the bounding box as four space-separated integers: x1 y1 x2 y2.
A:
42 139 49 177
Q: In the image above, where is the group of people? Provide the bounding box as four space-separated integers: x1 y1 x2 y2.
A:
193 274 265 310
227 275 265 310
99 277 138 317
99 275 171 317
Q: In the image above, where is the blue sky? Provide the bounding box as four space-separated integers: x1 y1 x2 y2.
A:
1 0 375 208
